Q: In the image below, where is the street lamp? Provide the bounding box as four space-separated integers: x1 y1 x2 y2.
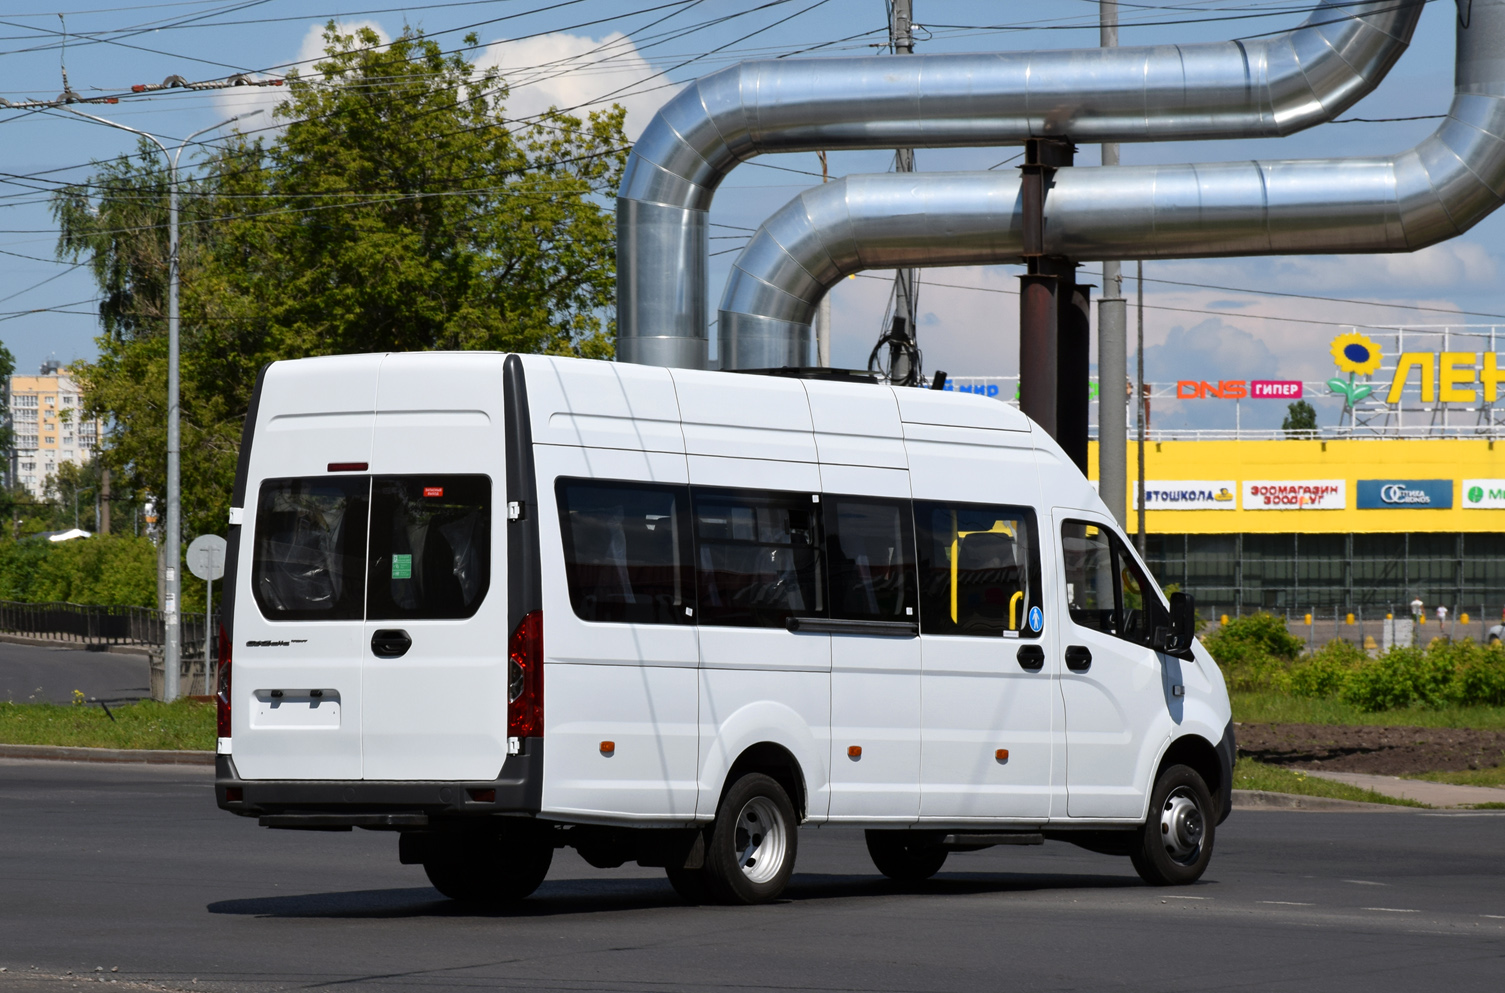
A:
64 107 262 702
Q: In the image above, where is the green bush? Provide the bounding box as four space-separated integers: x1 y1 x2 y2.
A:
1288 639 1364 698
1454 645 1505 707
1202 612 1305 692
0 535 158 607
1202 618 1505 711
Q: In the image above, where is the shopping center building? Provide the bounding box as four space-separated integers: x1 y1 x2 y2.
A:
948 327 1505 622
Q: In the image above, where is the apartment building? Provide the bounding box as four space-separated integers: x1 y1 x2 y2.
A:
9 361 101 499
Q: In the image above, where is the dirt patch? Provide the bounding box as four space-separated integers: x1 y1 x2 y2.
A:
1237 723 1505 776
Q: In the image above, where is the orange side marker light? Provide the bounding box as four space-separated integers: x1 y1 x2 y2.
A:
600 741 615 756
996 749 1009 762
847 745 862 759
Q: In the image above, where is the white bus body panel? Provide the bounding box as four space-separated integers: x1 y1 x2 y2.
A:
903 408 1057 823
231 354 380 781
361 352 509 782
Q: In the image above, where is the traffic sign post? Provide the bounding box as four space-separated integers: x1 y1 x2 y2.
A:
187 534 227 695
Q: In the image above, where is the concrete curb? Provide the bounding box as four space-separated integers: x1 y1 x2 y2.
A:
1231 789 1421 812
0 743 214 765
0 633 154 657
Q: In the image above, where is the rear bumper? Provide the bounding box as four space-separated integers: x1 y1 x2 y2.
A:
216 739 543 825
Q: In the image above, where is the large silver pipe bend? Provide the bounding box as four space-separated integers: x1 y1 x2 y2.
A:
619 0 1424 368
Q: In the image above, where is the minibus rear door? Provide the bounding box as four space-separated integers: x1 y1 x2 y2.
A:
232 356 380 781
359 354 508 781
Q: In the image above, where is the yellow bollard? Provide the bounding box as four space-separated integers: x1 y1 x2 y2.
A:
1221 614 1228 626
1346 613 1355 625
1462 612 1471 625
1386 613 1393 620
1304 613 1312 626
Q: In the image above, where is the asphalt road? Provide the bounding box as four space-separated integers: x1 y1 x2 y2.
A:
1 760 1503 993
0 641 150 705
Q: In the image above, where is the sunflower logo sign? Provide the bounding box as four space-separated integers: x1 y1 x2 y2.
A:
1328 332 1382 407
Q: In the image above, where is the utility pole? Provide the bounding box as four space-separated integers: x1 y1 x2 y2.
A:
63 106 260 702
886 0 919 385
1098 1 1128 528
1136 260 1147 554
815 151 833 367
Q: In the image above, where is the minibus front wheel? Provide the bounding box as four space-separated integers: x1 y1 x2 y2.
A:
1130 764 1216 886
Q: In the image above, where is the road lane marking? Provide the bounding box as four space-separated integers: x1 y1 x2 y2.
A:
1484 915 1505 919
1343 879 1386 886
1162 895 1209 900
1363 907 1419 913
1259 901 1315 906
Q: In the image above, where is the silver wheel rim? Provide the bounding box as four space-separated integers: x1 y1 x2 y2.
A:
1159 787 1205 865
733 795 787 885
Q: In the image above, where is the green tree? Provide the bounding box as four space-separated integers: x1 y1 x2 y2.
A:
53 23 628 540
1281 399 1318 439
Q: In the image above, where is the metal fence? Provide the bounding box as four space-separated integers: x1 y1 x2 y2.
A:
0 599 217 661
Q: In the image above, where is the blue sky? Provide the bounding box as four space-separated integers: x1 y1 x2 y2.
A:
0 0 1491 431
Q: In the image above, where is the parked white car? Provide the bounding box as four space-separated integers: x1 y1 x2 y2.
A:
215 352 1234 905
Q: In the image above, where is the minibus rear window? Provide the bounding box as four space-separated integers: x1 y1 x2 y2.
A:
693 488 823 628
824 497 917 623
914 501 1042 637
367 475 491 620
252 477 369 621
556 480 695 625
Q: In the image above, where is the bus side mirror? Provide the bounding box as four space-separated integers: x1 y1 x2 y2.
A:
1153 592 1195 653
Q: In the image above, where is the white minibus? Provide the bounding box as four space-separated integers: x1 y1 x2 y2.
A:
215 352 1234 905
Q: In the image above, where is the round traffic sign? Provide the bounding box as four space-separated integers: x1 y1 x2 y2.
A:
186 533 228 581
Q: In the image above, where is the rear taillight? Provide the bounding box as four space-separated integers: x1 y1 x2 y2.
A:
507 610 543 738
216 622 232 740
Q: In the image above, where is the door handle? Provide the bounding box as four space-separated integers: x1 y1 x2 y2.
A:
371 629 412 658
1016 644 1045 672
1064 645 1093 672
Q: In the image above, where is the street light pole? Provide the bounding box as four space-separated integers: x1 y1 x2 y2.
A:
63 107 261 702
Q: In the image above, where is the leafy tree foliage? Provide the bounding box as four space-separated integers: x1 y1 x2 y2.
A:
53 24 628 539
1281 399 1318 438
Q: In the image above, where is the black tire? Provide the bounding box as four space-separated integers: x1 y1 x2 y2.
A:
865 830 948 882
664 865 710 904
703 773 799 905
422 827 554 905
1130 764 1215 886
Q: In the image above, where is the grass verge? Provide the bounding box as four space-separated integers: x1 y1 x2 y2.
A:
0 699 214 751
1407 766 1505 788
1231 691 1505 729
1233 757 1428 807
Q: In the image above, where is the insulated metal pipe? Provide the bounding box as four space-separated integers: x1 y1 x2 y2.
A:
617 0 1423 368
717 2 1505 360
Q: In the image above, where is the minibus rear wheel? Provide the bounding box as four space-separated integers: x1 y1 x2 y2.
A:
865 830 948 882
703 773 799 905
1130 764 1215 886
422 826 554 904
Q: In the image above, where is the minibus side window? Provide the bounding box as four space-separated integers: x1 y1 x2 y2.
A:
824 496 917 622
693 488 823 628
367 475 491 620
914 501 1042 637
1061 520 1166 646
252 477 369 621
556 479 694 625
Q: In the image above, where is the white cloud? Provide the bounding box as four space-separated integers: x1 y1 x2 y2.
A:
475 32 670 140
212 20 390 127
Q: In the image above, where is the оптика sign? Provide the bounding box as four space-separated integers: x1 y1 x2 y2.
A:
1355 479 1454 509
